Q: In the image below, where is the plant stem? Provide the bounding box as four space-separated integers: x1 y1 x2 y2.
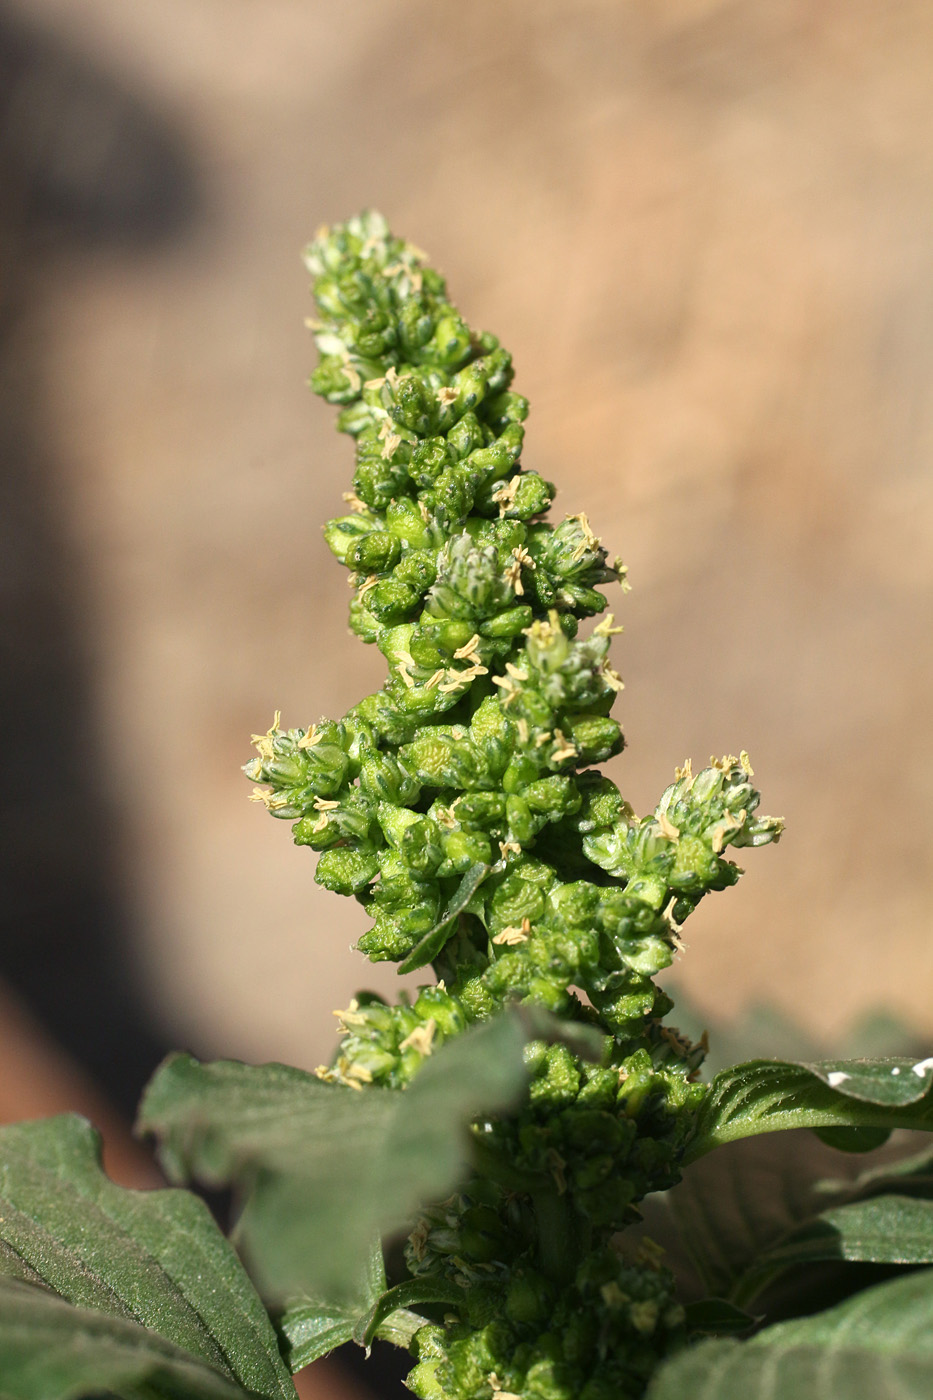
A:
532 1189 580 1287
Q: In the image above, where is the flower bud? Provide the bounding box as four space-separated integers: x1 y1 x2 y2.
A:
314 847 379 895
323 513 380 563
360 751 421 805
346 529 402 573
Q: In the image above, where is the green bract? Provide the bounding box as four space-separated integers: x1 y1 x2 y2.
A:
244 211 784 1399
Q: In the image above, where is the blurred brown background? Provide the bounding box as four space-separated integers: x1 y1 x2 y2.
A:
3 0 933 1093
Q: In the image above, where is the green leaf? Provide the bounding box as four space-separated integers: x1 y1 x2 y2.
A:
278 1273 450 1370
353 1276 465 1347
372 1304 435 1349
754 1265 933 1349
660 1127 919 1304
0 1116 295 1400
139 1008 578 1300
276 1302 357 1373
0 1276 249 1400
276 1239 386 1370
664 1131 845 1300
733 1194 933 1306
398 861 490 974
647 1268 933 1400
802 1057 933 1104
817 1139 933 1198
686 1057 933 1162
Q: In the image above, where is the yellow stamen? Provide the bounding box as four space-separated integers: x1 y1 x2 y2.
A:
453 634 481 661
593 613 623 638
399 1019 437 1056
551 729 577 763
250 710 282 762
492 917 532 946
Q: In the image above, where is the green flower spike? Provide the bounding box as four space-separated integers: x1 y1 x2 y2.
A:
246 211 783 1400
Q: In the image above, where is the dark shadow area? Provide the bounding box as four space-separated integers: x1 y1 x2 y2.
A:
336 1340 411 1399
0 2 199 1117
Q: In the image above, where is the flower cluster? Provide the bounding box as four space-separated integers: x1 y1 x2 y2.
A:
245 212 783 1398
408 1244 687 1400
